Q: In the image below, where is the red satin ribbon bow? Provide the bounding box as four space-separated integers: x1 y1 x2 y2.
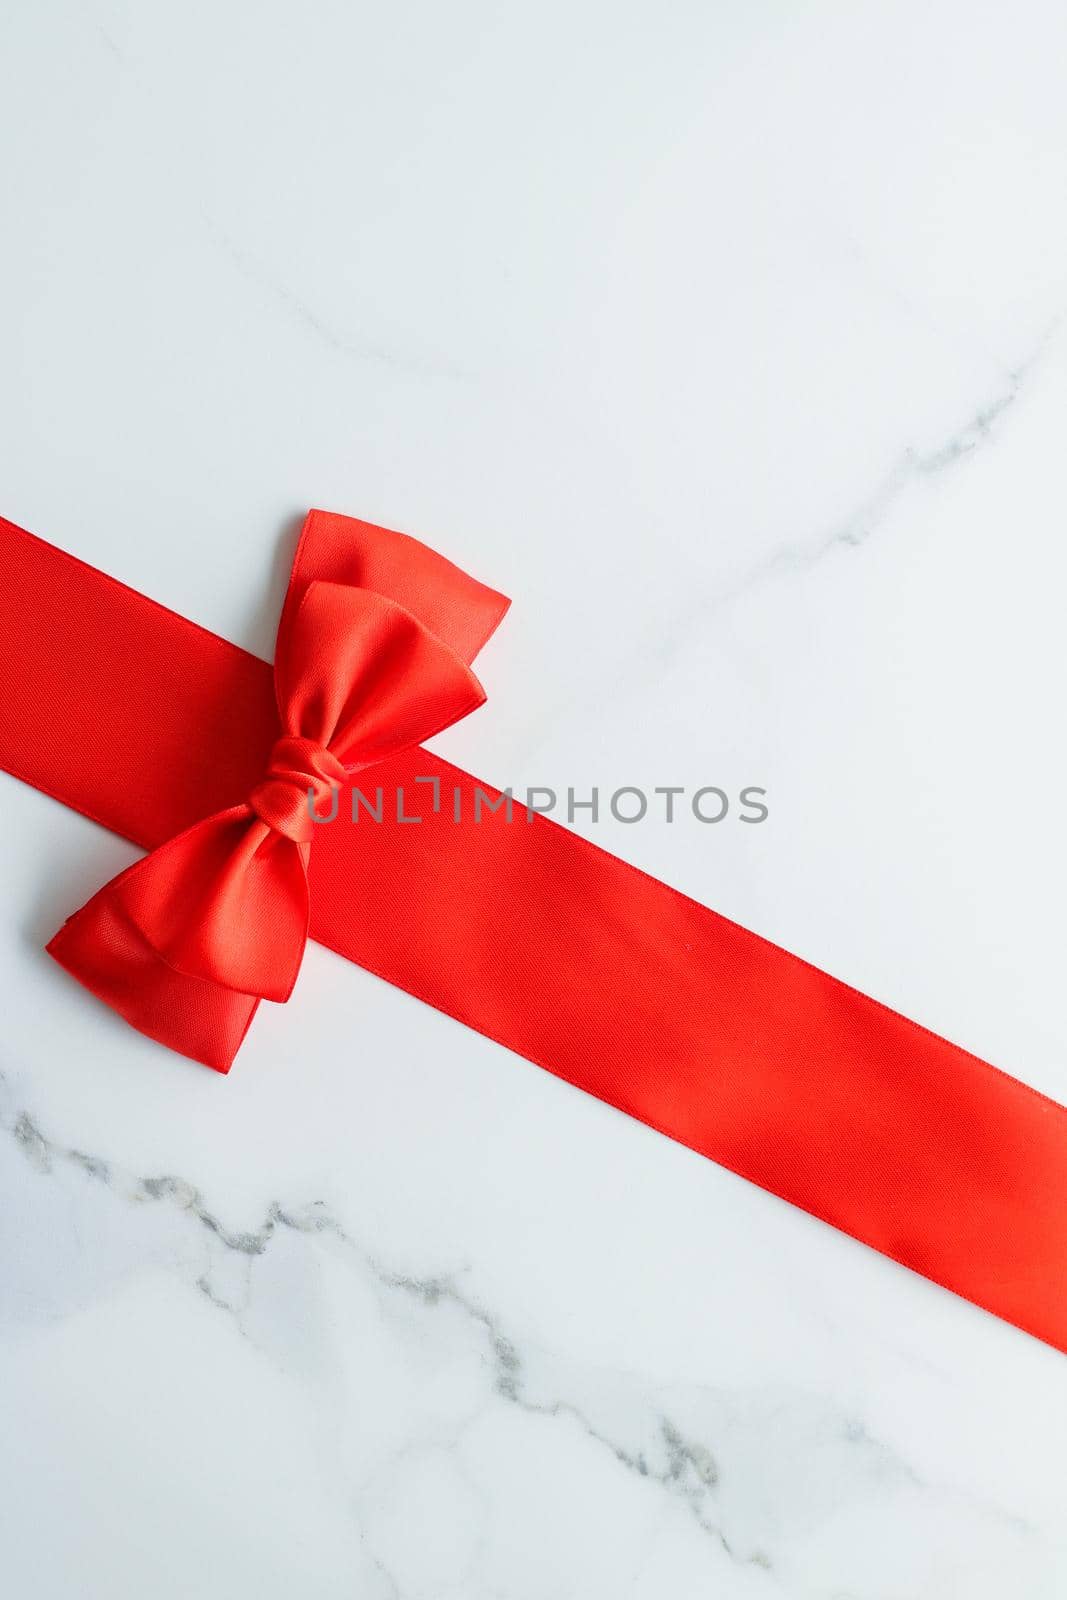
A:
48 562 489 1071
2 508 1067 1357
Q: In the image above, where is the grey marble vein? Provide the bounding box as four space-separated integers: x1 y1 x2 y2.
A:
757 337 1050 578
206 224 468 382
0 1070 1035 1584
520 325 1060 759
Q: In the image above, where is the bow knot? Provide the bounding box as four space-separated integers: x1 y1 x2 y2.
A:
46 512 505 1070
249 735 346 843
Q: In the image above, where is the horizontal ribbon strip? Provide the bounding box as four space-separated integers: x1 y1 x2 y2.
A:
1 512 1065 1354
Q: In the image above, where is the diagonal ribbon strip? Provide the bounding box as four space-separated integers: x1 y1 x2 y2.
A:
1 509 1066 1354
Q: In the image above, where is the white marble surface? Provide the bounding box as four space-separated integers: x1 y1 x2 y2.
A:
2 2 1067 1594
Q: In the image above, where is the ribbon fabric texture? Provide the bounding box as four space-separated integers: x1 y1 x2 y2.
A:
1 509 1066 1356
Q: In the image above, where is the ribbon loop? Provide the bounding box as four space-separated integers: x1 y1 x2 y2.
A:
248 735 346 844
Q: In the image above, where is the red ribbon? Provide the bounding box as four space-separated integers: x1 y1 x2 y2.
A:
2 509 1066 1354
